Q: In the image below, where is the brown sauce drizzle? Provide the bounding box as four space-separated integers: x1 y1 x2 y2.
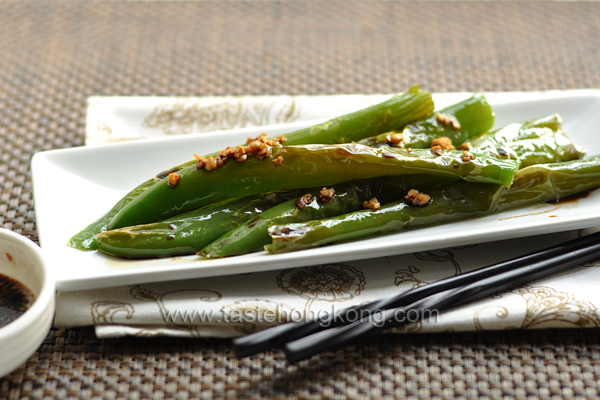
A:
548 189 594 205
0 273 34 328
499 188 598 221
155 167 182 180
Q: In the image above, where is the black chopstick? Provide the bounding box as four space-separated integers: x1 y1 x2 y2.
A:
233 230 600 359
283 231 600 362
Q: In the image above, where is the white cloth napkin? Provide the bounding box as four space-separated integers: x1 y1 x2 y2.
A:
54 95 600 338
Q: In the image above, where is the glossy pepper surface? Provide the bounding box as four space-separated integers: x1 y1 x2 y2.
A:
69 87 434 250
495 157 600 209
97 116 584 259
95 190 302 258
358 94 494 148
67 161 192 250
469 114 563 151
107 145 520 230
97 175 454 259
198 177 433 258
468 114 584 168
266 157 600 253
198 184 375 258
502 130 585 168
280 86 434 145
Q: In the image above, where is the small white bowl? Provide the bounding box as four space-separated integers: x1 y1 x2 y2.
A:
0 228 55 377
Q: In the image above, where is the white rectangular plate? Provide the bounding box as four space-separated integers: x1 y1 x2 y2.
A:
32 90 600 291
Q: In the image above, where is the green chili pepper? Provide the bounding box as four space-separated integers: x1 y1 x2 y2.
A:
471 113 563 148
198 176 443 259
96 175 453 259
193 115 581 259
69 87 434 250
198 183 375 258
504 130 585 168
95 190 303 259
107 145 519 230
468 114 584 168
495 158 600 209
103 124 584 259
67 161 192 250
358 94 494 149
266 157 600 254
280 85 434 145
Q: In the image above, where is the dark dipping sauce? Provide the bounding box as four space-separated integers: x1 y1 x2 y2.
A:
0 273 34 328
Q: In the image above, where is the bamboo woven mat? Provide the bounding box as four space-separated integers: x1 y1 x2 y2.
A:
2 1 600 398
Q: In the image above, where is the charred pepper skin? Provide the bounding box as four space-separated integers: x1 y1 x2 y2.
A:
69 87 434 250
266 157 600 254
95 190 302 259
358 94 494 149
107 145 520 230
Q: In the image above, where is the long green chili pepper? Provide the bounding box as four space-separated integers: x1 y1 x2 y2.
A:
198 176 444 259
470 114 556 152
495 158 600 209
358 93 494 149
266 157 600 254
67 161 193 250
101 123 585 259
107 145 519 230
198 183 379 258
97 175 455 259
504 130 585 168
279 85 434 145
468 113 584 168
97 114 581 258
69 87 434 250
95 190 304 259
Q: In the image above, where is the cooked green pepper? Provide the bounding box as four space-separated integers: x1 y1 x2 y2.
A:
503 130 585 168
358 94 494 148
280 85 434 145
95 190 304 259
107 145 520 230
69 87 434 250
266 157 600 253
198 176 440 258
96 175 453 259
467 113 584 168
100 121 585 259
495 158 600 209
96 114 581 258
67 161 193 250
198 183 377 258
471 113 563 148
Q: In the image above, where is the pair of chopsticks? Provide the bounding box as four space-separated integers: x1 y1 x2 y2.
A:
233 230 600 362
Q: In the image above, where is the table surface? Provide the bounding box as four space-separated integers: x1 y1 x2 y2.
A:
2 1 600 398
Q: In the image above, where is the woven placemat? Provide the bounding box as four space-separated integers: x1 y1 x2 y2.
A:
1 1 600 398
